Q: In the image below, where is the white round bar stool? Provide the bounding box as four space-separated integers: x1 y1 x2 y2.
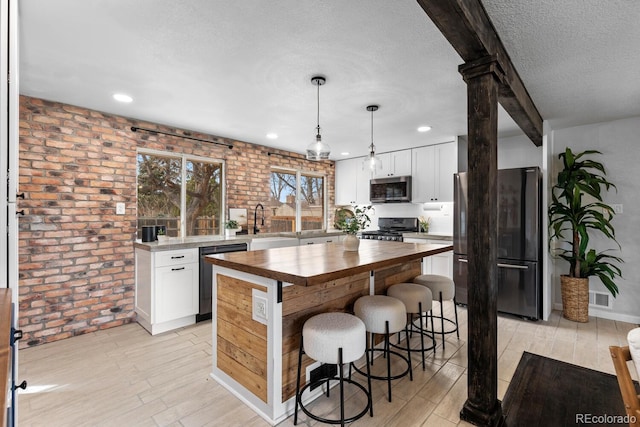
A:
352 295 412 402
294 312 373 426
413 274 459 350
387 283 436 370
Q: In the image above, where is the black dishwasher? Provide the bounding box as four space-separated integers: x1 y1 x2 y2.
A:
197 243 247 322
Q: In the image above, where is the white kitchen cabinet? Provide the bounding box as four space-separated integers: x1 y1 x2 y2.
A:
335 156 372 205
374 150 412 178
299 235 341 245
411 142 456 203
403 237 453 279
135 247 199 335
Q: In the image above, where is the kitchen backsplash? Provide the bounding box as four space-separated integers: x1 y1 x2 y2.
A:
366 202 453 235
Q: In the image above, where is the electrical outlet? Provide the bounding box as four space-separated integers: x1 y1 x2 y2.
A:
116 202 125 215
612 204 623 214
252 289 268 324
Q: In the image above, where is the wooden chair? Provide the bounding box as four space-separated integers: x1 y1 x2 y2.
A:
610 345 640 426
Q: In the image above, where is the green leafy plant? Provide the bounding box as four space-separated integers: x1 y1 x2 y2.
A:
548 148 622 296
334 205 373 235
419 216 431 233
224 219 239 229
156 227 166 236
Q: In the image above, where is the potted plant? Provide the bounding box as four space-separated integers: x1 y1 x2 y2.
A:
548 148 622 322
419 216 431 233
334 205 373 251
156 227 167 242
224 219 240 237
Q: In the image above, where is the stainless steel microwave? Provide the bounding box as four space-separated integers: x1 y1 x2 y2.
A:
370 176 412 203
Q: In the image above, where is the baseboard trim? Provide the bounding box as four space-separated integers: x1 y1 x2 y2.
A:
553 302 640 324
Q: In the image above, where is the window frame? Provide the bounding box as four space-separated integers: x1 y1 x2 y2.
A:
137 148 226 237
270 166 327 232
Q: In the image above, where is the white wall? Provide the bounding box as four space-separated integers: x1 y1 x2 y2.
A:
550 116 640 323
498 133 544 169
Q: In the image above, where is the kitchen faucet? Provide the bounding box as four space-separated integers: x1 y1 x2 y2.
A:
253 203 265 234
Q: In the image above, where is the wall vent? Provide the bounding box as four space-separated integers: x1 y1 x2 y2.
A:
589 290 612 309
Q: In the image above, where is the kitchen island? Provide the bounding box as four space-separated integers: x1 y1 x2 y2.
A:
205 239 453 425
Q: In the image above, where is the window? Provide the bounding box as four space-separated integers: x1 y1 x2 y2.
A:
137 150 223 237
270 168 325 232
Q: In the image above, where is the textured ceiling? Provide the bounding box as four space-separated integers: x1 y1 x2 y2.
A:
18 1 640 159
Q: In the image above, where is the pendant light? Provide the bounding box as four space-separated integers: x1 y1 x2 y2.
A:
364 105 381 171
306 76 331 160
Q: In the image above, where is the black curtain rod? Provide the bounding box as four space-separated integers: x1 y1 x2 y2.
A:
267 151 332 164
130 126 233 149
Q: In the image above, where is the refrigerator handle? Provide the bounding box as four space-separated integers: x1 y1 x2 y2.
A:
458 258 528 270
497 263 529 270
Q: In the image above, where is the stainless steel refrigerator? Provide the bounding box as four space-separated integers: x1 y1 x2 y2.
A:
453 167 542 320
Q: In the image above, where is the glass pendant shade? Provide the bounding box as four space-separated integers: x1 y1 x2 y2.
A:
306 76 330 160
307 133 331 160
364 105 381 171
365 147 381 171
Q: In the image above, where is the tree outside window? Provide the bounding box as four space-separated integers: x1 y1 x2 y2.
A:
269 168 325 232
137 151 222 237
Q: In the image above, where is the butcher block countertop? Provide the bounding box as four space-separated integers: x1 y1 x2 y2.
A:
206 239 453 287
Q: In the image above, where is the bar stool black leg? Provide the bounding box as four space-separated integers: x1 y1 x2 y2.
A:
294 334 304 425
430 310 436 352
418 302 425 370
338 348 344 427
454 296 460 338
438 292 445 350
364 345 373 417
385 320 392 402
405 322 413 381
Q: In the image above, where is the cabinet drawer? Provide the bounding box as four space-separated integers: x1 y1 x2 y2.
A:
300 236 340 245
155 249 197 266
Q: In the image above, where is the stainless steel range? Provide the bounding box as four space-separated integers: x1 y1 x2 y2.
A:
360 217 419 242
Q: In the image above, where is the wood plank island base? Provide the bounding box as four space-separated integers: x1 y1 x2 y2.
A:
205 239 453 425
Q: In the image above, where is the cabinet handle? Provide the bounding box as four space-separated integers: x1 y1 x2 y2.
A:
172 267 185 271
171 255 185 259
459 258 468 263
307 242 314 244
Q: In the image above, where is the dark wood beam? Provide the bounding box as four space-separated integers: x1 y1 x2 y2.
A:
416 0 543 146
459 57 504 426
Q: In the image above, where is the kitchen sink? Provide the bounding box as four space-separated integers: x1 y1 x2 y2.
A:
249 237 299 250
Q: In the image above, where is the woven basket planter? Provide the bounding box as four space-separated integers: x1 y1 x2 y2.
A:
560 275 589 323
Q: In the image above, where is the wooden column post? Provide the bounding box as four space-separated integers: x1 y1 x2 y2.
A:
459 56 504 427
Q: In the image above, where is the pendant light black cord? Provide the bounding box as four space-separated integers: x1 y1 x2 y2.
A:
315 78 322 139
367 105 379 154
130 126 233 149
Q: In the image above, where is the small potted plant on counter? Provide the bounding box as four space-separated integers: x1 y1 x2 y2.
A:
224 219 240 237
419 216 431 233
548 148 622 322
156 227 167 242
334 205 373 251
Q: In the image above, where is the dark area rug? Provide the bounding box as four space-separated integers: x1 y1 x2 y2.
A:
502 351 636 426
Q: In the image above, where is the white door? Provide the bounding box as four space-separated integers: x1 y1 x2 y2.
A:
2 1 22 424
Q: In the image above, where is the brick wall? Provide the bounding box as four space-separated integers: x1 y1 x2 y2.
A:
18 96 335 347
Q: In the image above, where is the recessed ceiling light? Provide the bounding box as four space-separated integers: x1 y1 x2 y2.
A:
340 152 350 156
266 133 278 140
113 93 133 103
417 126 432 132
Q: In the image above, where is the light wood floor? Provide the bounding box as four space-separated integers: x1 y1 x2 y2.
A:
18 305 638 427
